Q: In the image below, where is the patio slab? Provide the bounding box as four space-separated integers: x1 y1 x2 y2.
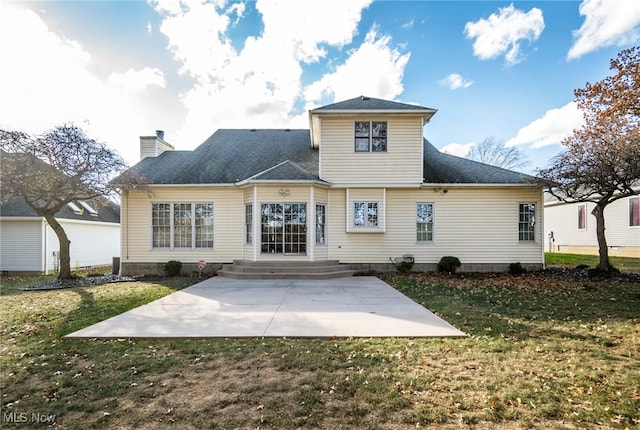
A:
65 276 466 338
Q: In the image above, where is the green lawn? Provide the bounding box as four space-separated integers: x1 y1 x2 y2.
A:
1 272 638 429
545 252 640 273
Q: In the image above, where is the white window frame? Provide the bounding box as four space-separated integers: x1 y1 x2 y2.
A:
416 203 434 242
316 204 326 244
518 202 536 242
577 203 587 230
630 196 640 228
151 202 214 250
354 121 387 152
353 201 379 228
245 204 253 244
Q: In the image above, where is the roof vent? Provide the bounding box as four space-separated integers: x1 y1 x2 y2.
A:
284 128 291 132
250 129 256 132
361 96 370 101
155 130 165 140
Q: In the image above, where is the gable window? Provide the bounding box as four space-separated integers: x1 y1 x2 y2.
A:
630 196 640 227
316 204 326 244
578 204 587 230
354 202 378 227
354 121 387 152
152 202 214 249
245 204 253 244
416 203 434 242
518 203 536 241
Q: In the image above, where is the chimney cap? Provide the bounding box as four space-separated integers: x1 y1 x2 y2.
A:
155 130 165 140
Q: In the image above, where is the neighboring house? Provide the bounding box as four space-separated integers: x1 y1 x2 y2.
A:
544 189 640 258
0 196 120 274
118 96 544 275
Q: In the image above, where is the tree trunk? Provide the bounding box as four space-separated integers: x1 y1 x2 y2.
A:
592 204 611 271
43 213 73 279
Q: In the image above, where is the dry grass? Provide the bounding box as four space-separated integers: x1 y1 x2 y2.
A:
1 271 638 429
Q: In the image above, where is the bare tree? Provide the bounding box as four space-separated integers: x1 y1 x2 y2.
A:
537 46 640 272
466 137 529 170
1 124 129 279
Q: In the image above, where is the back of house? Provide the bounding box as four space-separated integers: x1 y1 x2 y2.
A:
118 96 544 276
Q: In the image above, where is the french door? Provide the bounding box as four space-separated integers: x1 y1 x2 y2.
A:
261 203 307 255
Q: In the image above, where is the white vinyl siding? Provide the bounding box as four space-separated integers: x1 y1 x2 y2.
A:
1 218 119 273
56 220 120 270
123 188 242 264
0 219 44 271
544 196 640 257
328 187 543 264
320 116 424 185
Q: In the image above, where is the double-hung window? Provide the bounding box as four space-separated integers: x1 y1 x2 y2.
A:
316 204 326 244
416 203 434 242
354 121 387 152
152 202 214 249
630 196 640 227
578 204 587 230
354 202 378 227
518 203 536 241
245 204 253 244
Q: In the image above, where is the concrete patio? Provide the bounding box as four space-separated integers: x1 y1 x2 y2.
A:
65 276 466 338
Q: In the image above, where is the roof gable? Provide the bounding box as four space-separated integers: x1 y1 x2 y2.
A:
311 95 436 113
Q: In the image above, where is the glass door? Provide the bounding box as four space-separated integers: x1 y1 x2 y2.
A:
261 203 307 255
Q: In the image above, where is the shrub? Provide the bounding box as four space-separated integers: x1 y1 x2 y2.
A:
509 262 526 276
437 256 461 274
163 260 183 277
397 261 414 273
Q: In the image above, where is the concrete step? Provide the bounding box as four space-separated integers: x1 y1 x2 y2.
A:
218 260 355 280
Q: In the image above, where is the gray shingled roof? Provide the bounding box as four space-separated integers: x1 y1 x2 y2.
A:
124 130 535 186
422 139 535 184
311 95 436 113
128 129 317 184
0 196 120 223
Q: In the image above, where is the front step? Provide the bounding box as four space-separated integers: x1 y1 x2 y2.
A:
217 260 356 280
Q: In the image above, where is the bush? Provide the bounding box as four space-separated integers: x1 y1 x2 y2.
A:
437 256 461 274
509 262 526 276
163 260 183 277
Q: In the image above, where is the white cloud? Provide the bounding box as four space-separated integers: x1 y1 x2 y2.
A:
438 73 473 90
302 27 410 109
0 3 167 164
107 68 166 93
568 0 640 60
440 142 475 157
149 0 410 146
505 102 584 149
464 4 544 65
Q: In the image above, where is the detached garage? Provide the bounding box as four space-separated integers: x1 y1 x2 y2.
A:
0 197 120 274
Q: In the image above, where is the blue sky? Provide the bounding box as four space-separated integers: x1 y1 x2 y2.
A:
1 0 639 173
